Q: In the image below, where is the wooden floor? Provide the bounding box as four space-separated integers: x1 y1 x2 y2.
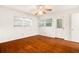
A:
0 35 79 53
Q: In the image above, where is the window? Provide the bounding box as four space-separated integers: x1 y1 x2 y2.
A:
23 19 32 27
13 17 32 27
39 18 52 27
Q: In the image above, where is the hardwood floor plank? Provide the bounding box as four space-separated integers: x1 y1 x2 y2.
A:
0 35 79 53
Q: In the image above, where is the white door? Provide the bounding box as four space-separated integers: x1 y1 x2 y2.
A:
55 18 64 39
71 13 79 42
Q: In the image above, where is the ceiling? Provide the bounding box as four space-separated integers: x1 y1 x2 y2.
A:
3 5 79 15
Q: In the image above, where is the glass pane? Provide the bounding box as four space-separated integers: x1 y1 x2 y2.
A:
57 19 63 28
39 18 52 27
46 22 52 26
13 18 23 27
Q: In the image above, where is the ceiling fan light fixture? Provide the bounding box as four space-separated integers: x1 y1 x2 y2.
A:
32 5 53 16
38 11 43 15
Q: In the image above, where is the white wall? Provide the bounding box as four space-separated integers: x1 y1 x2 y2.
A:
38 15 56 37
0 6 79 43
71 13 79 42
54 8 79 40
0 6 38 43
39 7 79 40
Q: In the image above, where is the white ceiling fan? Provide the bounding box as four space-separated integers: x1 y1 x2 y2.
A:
32 5 53 16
